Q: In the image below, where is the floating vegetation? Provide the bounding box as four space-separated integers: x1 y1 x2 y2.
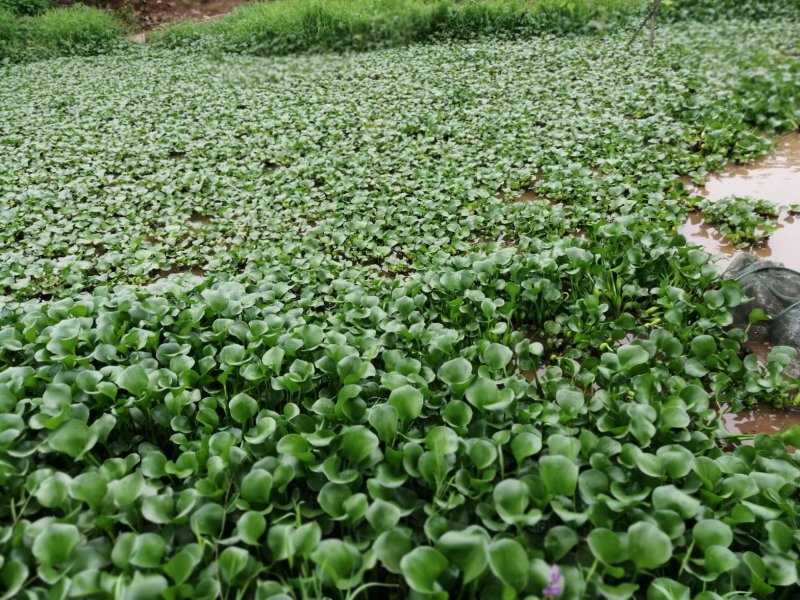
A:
697 196 780 247
2 7 800 600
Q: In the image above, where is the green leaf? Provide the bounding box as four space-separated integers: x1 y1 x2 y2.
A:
704 545 738 575
647 578 690 600
117 364 149 396
438 357 472 385
692 520 733 551
0 560 28 599
318 482 351 519
544 525 579 562
388 385 424 422
163 545 203 584
374 529 413 574
400 547 448 594
129 533 166 568
425 426 459 455
488 538 528 591
340 425 379 463
32 523 81 567
588 528 625 565
369 404 398 443
229 392 258 423
494 478 529 522
690 335 717 357
237 511 267 545
240 469 273 506
628 522 672 570
483 343 513 370
617 345 649 372
539 454 578 496
556 388 585 409
366 500 401 533
511 432 542 462
49 419 96 459
310 539 360 586
765 521 794 553
219 547 250 584
122 572 168 600
435 528 489 583
652 485 701 519
597 582 639 600
465 377 500 411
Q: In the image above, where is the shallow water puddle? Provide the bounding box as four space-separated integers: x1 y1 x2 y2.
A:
723 404 800 439
680 132 800 271
508 189 542 203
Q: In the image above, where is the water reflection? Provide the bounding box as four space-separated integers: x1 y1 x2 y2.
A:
680 132 800 270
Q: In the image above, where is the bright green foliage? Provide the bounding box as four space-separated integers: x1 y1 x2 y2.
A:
696 196 781 247
0 0 50 16
2 19 800 298
0 7 23 56
0 4 122 61
153 0 641 55
2 6 800 600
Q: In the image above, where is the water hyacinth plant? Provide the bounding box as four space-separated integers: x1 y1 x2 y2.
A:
543 564 564 599
1 1 800 599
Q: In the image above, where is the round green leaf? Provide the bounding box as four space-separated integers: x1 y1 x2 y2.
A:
229 392 258 423
628 522 672 570
32 523 81 567
388 385 424 422
488 538 529 591
400 546 448 594
438 357 472 385
539 454 578 497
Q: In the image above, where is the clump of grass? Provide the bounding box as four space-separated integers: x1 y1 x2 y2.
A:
152 0 642 56
28 4 122 56
0 3 123 61
0 7 24 57
0 0 50 16
663 0 800 21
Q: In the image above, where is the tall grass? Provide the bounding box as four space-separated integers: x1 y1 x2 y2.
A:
0 7 23 57
0 4 122 61
0 0 51 16
662 0 800 21
152 0 644 56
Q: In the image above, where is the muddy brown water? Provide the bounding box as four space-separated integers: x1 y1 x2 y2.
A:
680 132 800 271
680 133 800 438
723 405 800 440
510 190 543 203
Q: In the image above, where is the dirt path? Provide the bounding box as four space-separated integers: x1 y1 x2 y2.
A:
135 0 245 29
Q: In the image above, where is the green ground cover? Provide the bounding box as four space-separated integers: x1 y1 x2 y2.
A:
0 4 122 62
1 7 800 600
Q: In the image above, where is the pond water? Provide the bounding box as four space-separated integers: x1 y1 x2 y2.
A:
680 132 800 271
680 133 800 438
723 404 800 439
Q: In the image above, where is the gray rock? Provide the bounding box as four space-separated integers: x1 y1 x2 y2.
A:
724 255 800 377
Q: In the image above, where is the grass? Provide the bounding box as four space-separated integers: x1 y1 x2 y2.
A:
0 0 51 16
152 0 644 55
0 4 122 61
0 8 23 57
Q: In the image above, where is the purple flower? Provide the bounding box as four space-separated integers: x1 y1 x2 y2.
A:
543 564 563 599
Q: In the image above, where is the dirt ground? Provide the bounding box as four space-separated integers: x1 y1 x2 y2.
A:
60 0 245 29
